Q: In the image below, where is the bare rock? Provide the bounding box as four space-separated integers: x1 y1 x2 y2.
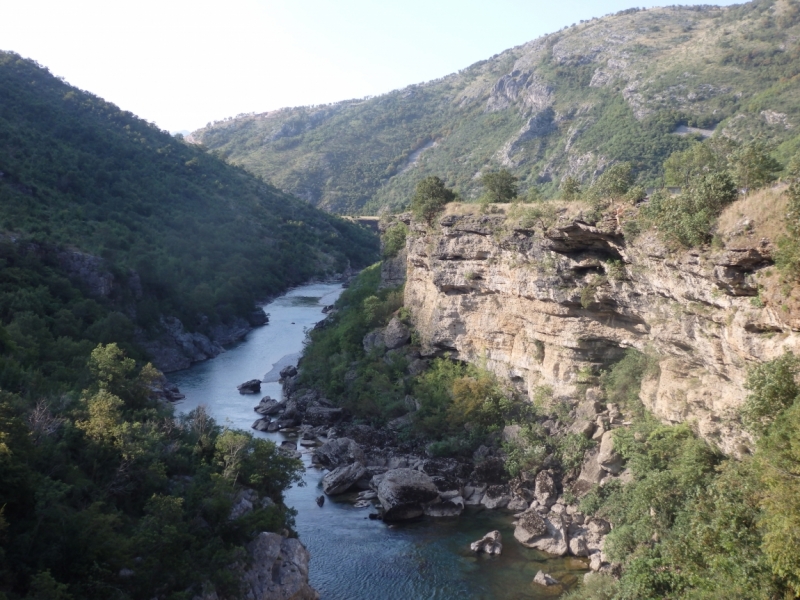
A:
481 484 511 509
514 510 569 556
238 379 262 395
573 446 607 497
533 571 558 586
314 437 365 468
597 431 624 474
255 397 283 416
303 406 343 427
322 463 367 495
243 532 319 600
470 530 502 555
383 317 411 350
377 468 439 522
534 469 558 508
424 496 465 517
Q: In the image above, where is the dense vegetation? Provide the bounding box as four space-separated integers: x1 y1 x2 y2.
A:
561 349 800 599
0 51 378 334
194 0 800 214
0 343 303 599
0 51 379 598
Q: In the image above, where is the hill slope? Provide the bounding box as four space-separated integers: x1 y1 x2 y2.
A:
191 0 800 214
0 50 378 378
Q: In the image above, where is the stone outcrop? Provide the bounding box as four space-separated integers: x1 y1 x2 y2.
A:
377 468 440 522
238 379 262 394
243 532 319 600
470 530 503 555
405 208 800 455
322 463 367 495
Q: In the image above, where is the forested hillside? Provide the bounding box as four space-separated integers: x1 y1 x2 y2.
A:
192 0 800 214
0 51 377 599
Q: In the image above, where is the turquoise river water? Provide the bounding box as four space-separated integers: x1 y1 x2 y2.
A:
170 282 587 599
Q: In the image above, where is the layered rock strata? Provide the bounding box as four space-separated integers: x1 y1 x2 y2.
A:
404 208 800 454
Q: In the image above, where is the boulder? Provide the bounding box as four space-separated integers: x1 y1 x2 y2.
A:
387 414 413 431
279 365 297 379
470 457 507 485
252 418 271 432
507 495 529 511
377 468 439 522
533 571 558 587
534 469 558 508
229 489 258 520
481 485 511 509
314 438 366 468
322 463 367 495
569 419 596 439
463 484 486 506
573 446 607 496
243 532 319 600
383 317 410 350
597 431 624 474
303 406 343 427
424 496 465 518
362 330 385 353
568 532 590 557
237 379 262 394
255 398 283 416
514 510 569 556
470 530 502 555
513 509 547 544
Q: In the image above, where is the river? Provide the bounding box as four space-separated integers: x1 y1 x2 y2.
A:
171 282 587 599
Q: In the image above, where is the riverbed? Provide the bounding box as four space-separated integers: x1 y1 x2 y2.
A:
171 282 586 599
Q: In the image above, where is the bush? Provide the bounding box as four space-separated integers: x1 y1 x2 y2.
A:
740 351 799 436
641 172 738 247
411 176 456 224
382 222 408 258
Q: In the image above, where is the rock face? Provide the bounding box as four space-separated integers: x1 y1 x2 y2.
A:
404 209 800 454
377 468 440 522
243 532 319 600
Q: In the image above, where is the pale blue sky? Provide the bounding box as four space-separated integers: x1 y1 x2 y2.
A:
1 0 744 132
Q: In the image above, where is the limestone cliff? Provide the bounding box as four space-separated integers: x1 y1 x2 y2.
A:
403 202 799 455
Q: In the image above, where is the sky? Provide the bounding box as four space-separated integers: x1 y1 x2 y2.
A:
1 0 745 133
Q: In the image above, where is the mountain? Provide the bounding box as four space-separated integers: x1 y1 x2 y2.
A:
0 51 379 599
0 50 378 380
191 0 800 214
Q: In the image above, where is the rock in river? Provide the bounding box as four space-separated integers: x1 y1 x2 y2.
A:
237 379 262 394
322 463 367 496
470 530 502 555
377 468 439 522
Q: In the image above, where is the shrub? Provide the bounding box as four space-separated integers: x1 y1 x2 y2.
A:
382 222 408 258
410 176 456 224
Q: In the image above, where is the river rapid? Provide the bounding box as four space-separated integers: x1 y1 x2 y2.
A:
171 282 586 599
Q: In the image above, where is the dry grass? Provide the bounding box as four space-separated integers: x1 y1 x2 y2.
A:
443 200 587 220
716 184 789 247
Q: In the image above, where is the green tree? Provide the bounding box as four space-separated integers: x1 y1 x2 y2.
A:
741 351 800 436
480 169 518 203
410 176 456 224
730 141 782 195
590 162 634 202
663 140 731 188
560 176 581 200
525 185 542 203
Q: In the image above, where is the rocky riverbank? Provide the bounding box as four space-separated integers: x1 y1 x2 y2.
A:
248 316 633 579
